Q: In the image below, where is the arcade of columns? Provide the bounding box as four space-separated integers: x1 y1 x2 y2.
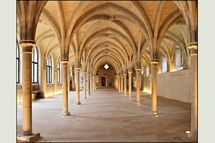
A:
17 1 197 142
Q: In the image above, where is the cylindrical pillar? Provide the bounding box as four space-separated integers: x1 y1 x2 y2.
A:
118 75 120 92
189 43 198 138
90 75 93 93
20 43 34 135
61 61 70 116
120 75 123 93
128 72 132 100
136 69 141 105
93 75 95 92
124 74 127 96
150 61 158 115
75 68 81 105
83 72 87 99
88 74 91 96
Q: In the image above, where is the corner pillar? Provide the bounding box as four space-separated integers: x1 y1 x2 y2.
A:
188 42 198 139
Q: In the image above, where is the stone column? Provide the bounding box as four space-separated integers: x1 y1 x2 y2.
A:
83 72 87 99
118 75 120 92
88 74 91 96
120 74 123 93
128 72 132 100
90 74 93 94
18 40 40 142
20 42 34 135
72 70 75 90
61 61 70 116
42 69 46 96
150 60 159 116
188 42 198 138
75 68 81 105
135 69 141 105
92 75 95 92
124 74 127 96
54 71 57 95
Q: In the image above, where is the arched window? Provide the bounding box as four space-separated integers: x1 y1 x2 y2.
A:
162 55 167 73
175 46 183 70
46 56 52 83
32 47 38 83
141 68 144 74
16 42 19 83
57 62 61 83
146 66 149 78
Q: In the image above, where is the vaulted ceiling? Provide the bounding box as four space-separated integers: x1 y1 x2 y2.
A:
16 1 197 74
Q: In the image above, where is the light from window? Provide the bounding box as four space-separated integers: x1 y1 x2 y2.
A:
146 66 149 77
57 62 61 83
16 43 19 83
104 64 109 69
175 46 183 70
162 55 167 73
46 56 52 83
32 47 38 83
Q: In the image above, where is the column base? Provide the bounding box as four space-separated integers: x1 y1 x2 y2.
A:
17 132 40 142
151 111 159 117
187 132 197 140
136 102 140 106
129 98 131 100
76 102 81 105
84 97 87 99
62 111 70 116
124 94 127 96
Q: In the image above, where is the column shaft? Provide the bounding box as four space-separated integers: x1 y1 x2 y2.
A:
88 75 91 96
83 72 87 99
190 48 198 138
136 69 141 105
118 76 120 92
21 46 33 135
92 76 95 92
90 75 93 93
151 64 158 115
120 75 123 93
75 68 81 104
124 74 127 96
61 62 70 116
128 72 132 100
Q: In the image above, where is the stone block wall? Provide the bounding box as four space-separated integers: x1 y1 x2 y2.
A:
157 69 192 103
16 83 41 103
45 84 54 97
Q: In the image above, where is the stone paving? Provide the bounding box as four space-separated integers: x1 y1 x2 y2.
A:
17 87 197 142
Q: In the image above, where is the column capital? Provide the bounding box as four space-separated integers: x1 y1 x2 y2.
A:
135 68 141 71
188 42 198 56
75 59 81 69
150 59 159 67
123 74 127 76
188 42 198 49
19 40 35 47
60 60 69 64
128 66 133 73
83 72 87 74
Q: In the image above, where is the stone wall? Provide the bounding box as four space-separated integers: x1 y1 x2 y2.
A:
157 69 192 103
96 64 116 87
16 83 41 104
45 84 54 97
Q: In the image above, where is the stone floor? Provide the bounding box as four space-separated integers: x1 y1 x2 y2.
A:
17 87 197 142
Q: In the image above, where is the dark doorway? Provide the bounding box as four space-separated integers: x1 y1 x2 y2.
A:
101 77 106 86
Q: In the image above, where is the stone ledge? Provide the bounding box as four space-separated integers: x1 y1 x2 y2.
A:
17 132 40 142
